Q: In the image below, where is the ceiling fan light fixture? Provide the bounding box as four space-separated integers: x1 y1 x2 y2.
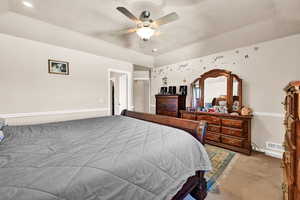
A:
136 27 155 41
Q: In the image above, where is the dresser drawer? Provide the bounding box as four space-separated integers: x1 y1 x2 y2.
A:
156 101 177 112
206 132 221 142
221 136 244 147
196 115 221 125
181 113 196 120
222 119 244 128
222 127 243 137
208 125 221 133
157 111 177 117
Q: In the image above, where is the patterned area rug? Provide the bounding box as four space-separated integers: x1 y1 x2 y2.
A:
184 145 236 200
205 145 236 192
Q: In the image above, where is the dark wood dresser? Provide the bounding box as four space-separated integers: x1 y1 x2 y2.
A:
181 110 252 155
283 81 300 200
155 95 186 117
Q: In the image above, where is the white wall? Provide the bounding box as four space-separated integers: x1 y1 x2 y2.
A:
151 34 300 151
0 33 133 124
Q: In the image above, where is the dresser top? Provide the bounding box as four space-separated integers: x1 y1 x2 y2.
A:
155 94 186 97
180 110 253 119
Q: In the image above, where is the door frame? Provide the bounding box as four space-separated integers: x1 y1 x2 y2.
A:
107 68 132 115
109 78 116 115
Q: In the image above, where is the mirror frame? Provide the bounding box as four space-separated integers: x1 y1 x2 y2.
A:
190 78 200 108
232 74 243 112
190 69 243 113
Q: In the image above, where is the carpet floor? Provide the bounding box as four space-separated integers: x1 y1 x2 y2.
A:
184 146 281 200
184 145 236 200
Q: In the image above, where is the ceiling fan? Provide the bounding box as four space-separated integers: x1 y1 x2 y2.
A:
115 7 179 41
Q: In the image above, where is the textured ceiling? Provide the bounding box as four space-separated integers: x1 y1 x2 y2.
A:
4 0 300 57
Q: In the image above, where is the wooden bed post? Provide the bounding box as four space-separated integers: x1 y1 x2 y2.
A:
190 171 207 200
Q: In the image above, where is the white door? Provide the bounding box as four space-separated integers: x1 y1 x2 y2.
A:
118 74 128 114
133 80 150 113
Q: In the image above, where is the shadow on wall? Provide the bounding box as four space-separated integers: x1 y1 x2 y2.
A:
251 115 284 151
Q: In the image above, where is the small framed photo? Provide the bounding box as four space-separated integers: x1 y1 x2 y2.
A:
48 59 69 75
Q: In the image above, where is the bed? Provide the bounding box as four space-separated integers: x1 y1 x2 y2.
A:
0 110 211 200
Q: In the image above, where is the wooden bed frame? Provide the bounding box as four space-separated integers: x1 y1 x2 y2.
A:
121 110 208 200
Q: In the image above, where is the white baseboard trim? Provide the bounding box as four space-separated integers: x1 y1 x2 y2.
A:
0 108 109 119
264 150 283 159
265 150 283 159
252 146 283 159
252 146 265 153
253 112 284 118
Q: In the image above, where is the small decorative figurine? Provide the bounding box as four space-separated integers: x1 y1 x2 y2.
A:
162 77 168 86
232 100 240 111
241 106 253 116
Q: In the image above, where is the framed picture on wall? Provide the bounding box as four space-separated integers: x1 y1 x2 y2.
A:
48 59 69 75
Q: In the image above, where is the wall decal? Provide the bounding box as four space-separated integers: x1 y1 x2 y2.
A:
162 76 168 86
214 56 224 62
178 63 189 71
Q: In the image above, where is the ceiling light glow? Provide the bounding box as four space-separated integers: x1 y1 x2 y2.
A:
23 1 33 8
136 27 155 41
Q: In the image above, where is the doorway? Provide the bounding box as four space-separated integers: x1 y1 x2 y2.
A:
109 70 129 115
133 80 150 113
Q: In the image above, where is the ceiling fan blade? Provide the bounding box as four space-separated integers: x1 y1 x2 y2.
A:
154 31 161 36
116 7 139 23
154 12 179 26
111 28 137 36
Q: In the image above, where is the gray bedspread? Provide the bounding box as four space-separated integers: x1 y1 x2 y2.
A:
0 116 211 200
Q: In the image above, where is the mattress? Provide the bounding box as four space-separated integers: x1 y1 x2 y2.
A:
0 115 211 200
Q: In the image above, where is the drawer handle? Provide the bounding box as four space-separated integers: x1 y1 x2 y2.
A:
282 183 287 193
280 161 285 169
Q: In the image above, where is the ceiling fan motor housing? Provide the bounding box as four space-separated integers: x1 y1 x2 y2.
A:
140 10 151 21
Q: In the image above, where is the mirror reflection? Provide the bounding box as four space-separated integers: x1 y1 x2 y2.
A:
232 77 240 111
204 76 227 112
191 81 200 108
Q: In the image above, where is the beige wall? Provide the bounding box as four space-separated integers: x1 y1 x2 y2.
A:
0 33 133 124
151 34 300 151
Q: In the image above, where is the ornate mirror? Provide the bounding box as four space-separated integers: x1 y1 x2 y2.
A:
190 69 243 113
